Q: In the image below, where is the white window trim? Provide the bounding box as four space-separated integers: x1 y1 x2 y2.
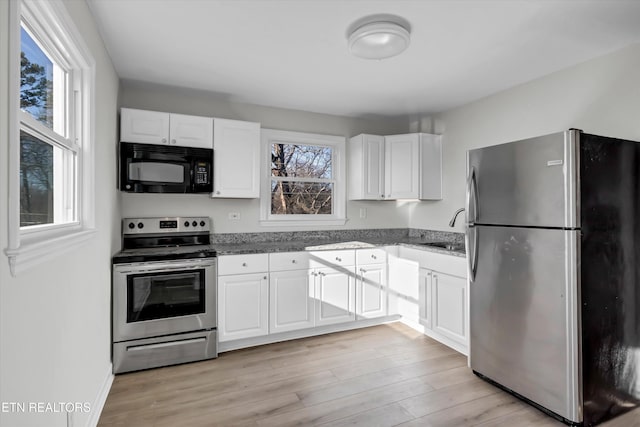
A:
4 0 96 276
260 128 347 227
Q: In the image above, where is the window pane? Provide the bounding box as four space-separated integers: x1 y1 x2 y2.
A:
20 130 56 226
20 26 54 128
271 181 333 215
271 144 332 179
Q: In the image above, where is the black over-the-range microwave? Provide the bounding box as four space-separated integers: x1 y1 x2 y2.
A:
119 142 213 193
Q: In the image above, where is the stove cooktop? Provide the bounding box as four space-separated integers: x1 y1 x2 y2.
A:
112 244 217 264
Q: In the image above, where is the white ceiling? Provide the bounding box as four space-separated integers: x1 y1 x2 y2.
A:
87 0 640 119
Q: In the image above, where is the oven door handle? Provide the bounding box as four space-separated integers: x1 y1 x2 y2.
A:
127 337 207 352
117 262 214 274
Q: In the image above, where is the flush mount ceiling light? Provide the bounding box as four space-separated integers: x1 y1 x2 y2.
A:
348 18 411 60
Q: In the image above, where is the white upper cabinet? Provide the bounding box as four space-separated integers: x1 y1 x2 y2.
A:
385 133 420 199
120 108 213 149
348 134 385 200
169 113 213 149
212 118 261 198
348 132 442 200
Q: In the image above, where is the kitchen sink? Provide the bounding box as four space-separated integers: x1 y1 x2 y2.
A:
417 241 465 252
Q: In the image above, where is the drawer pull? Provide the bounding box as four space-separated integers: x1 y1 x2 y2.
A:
335 257 342 262
292 259 297 264
371 254 377 259
242 263 247 267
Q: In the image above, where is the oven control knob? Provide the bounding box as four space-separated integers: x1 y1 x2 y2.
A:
200 221 205 227
137 222 144 229
128 222 135 229
192 221 198 227
184 221 190 227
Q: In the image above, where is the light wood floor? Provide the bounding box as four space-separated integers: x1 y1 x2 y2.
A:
98 323 640 426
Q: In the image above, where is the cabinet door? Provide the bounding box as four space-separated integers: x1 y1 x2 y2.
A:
218 273 269 342
384 134 419 199
432 271 467 345
363 135 385 199
315 266 355 326
270 269 315 333
388 255 419 321
120 108 170 145
212 118 260 198
169 113 213 149
356 263 387 319
419 268 432 328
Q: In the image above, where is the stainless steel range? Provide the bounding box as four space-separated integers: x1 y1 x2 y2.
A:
112 217 217 374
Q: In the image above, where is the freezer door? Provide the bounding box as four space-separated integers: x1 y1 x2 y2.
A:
469 225 581 423
467 130 578 228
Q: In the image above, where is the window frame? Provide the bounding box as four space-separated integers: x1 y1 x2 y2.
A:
260 129 346 227
5 0 96 276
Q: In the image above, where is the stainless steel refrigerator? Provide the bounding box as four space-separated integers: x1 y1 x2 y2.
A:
467 129 640 426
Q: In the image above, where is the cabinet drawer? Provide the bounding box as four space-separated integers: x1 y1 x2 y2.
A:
310 250 355 268
356 248 387 266
218 253 269 275
269 251 311 271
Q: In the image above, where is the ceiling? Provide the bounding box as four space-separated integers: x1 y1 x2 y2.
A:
87 0 640 119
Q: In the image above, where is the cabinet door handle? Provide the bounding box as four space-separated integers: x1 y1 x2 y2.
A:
216 191 221 195
263 276 267 280
242 263 247 267
171 139 177 144
292 259 297 264
381 194 385 198
318 272 325 276
161 138 167 144
360 268 366 273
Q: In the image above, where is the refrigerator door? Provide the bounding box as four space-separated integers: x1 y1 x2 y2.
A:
467 130 578 228
469 225 581 423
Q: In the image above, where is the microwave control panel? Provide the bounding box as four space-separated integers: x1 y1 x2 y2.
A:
195 162 209 185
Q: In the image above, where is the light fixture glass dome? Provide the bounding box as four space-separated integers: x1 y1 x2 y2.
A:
348 21 410 60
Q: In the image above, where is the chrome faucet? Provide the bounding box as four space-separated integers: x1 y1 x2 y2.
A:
448 208 465 227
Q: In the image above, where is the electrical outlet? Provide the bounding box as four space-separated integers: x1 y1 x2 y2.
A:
359 208 367 219
228 212 240 220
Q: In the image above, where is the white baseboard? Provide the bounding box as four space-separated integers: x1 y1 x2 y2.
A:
86 363 114 427
219 315 401 353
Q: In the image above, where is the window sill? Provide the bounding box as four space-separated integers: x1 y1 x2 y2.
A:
4 228 96 276
259 219 347 227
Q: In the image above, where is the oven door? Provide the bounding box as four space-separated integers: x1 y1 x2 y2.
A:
113 258 216 342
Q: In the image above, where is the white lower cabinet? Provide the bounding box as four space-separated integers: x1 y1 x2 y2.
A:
268 250 356 333
269 269 315 333
218 272 269 342
402 248 468 355
388 255 419 323
418 268 432 329
218 254 270 342
315 266 356 326
356 263 387 319
431 271 467 346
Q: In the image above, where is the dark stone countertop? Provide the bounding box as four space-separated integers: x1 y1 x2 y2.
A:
212 237 466 257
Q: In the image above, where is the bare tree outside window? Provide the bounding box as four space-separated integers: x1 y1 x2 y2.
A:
271 143 333 215
20 27 56 226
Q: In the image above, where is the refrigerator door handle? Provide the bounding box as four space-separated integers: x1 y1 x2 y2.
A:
466 226 478 282
466 166 478 225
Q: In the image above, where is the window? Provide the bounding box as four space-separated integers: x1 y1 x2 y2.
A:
260 129 346 226
6 0 95 275
20 26 77 228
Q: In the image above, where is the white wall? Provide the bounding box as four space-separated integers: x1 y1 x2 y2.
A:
119 80 412 233
0 1 120 426
409 43 640 232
